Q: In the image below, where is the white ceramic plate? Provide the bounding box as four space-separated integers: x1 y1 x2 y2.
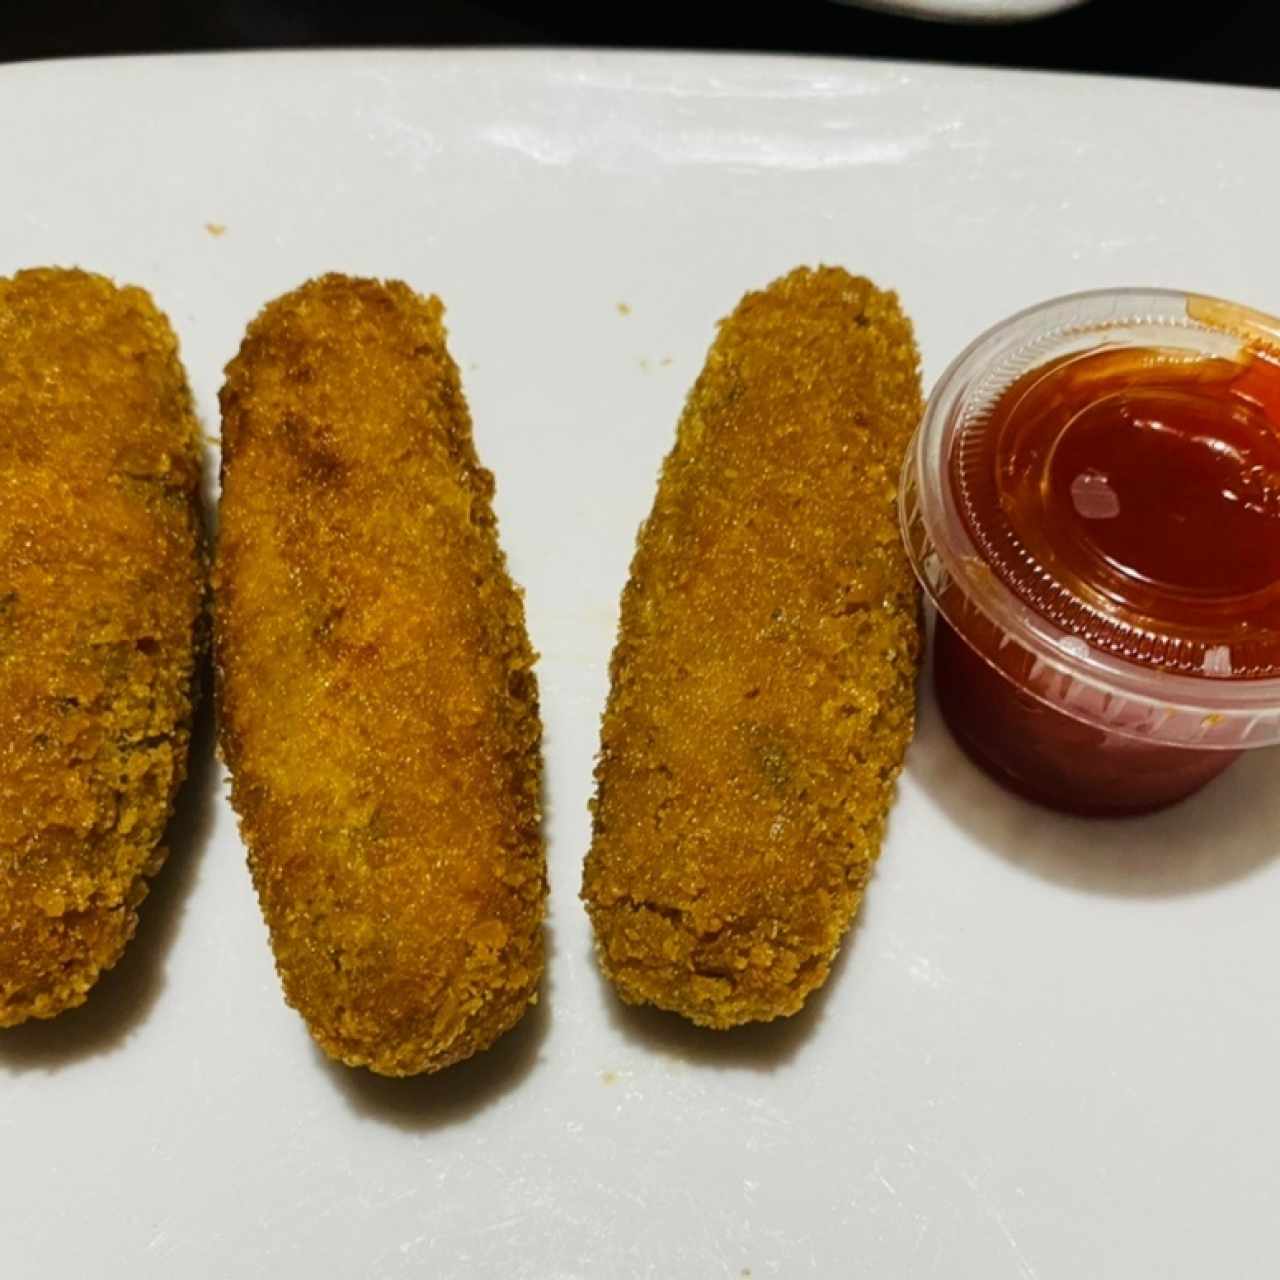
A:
2 50 1279 1280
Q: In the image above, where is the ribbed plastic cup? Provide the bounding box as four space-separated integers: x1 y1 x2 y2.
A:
900 288 1280 816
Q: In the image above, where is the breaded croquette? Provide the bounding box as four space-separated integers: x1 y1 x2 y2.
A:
582 266 923 1028
0 268 205 1027
215 274 544 1077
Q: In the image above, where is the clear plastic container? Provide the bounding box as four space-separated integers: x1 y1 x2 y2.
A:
900 288 1280 816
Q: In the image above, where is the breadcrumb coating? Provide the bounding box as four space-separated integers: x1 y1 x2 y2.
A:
0 268 205 1027
215 274 544 1077
582 266 923 1028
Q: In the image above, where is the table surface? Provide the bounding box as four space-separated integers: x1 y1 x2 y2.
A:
1 0 1278 90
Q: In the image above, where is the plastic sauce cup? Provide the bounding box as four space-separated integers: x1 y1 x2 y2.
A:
900 288 1280 816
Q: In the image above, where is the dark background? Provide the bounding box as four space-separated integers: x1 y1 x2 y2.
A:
1 0 1277 89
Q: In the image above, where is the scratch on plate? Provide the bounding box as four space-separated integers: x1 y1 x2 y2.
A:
365 107 443 170
479 1212 529 1236
483 122 576 165
907 953 949 990
482 120 940 172
962 1169 1040 1280
552 66 896 102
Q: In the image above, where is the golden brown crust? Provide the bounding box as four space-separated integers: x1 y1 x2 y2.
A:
0 267 205 1027
214 274 544 1076
581 266 923 1028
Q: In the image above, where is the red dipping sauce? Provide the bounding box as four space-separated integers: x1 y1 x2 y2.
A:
901 290 1280 816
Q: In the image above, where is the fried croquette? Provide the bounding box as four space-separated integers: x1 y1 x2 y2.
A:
582 266 923 1028
0 268 205 1027
215 274 544 1077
